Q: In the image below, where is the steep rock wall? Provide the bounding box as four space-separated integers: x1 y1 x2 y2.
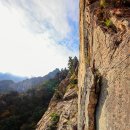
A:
78 0 130 130
36 72 78 130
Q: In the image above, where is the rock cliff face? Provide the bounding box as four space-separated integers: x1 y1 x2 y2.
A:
36 69 78 130
78 0 130 130
36 1 130 130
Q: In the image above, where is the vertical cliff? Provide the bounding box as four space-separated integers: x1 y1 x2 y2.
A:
36 1 130 130
78 0 130 130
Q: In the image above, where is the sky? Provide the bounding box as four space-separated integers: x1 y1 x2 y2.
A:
0 0 79 77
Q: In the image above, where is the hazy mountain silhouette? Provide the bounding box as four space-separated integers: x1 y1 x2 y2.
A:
0 73 27 83
0 69 60 93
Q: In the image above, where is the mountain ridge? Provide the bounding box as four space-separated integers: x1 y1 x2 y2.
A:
0 68 60 93
0 73 27 83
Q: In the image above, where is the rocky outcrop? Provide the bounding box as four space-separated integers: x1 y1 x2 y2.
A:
36 72 78 130
78 0 130 130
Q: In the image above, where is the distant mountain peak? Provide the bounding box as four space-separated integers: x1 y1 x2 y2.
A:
0 73 27 83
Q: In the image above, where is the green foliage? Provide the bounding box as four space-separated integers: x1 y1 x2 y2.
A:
50 113 59 123
100 0 128 8
68 56 78 75
47 113 60 130
68 57 73 74
104 19 112 27
0 70 67 130
70 79 78 85
100 0 107 8
0 90 46 130
66 73 78 91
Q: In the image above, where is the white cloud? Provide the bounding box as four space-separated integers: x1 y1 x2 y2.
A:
1 0 79 39
0 0 79 77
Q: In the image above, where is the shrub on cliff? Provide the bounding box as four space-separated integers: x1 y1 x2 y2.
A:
47 113 60 130
68 56 78 75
